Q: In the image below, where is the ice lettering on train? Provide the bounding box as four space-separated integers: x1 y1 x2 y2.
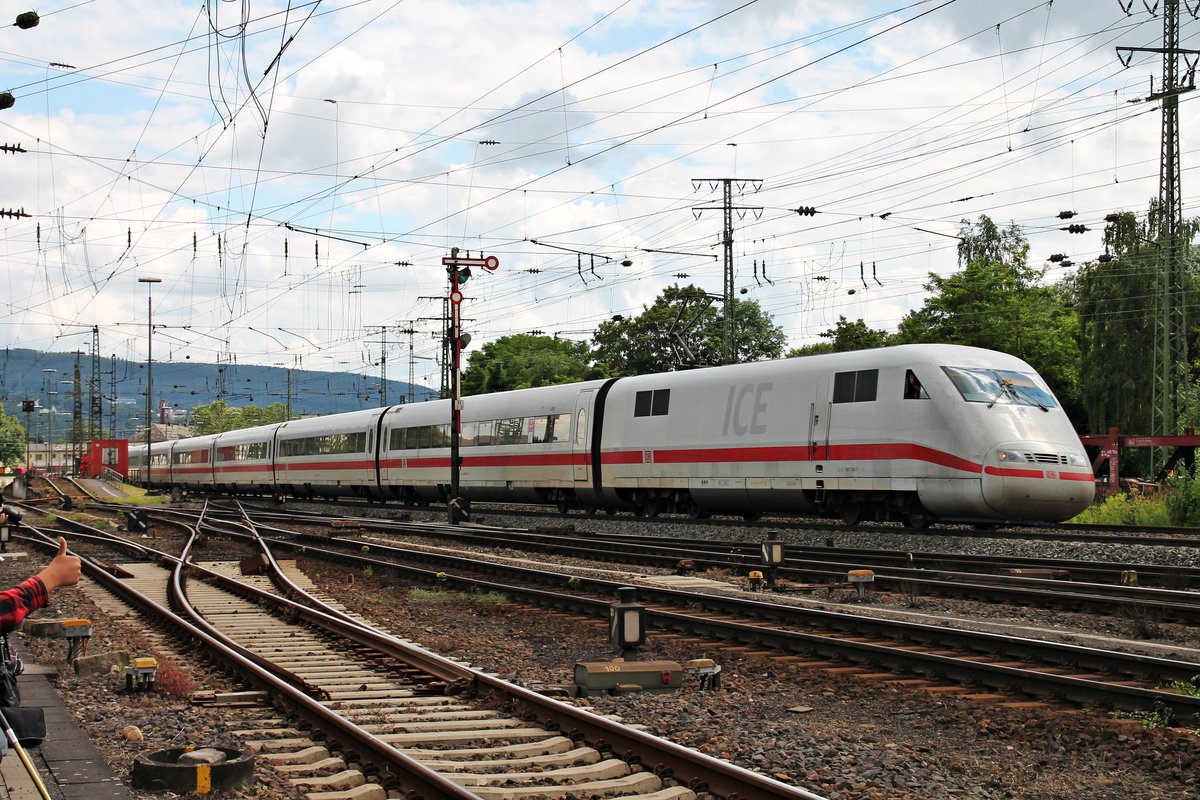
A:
722 382 772 436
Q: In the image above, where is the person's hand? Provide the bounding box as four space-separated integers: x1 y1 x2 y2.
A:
36 537 81 592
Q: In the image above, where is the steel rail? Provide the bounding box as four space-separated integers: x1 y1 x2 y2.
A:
320 520 1200 619
16 521 489 800
255 533 1200 724
204 502 827 800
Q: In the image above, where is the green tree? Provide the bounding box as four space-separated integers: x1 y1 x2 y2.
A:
0 408 25 467
787 316 892 357
189 399 290 435
895 215 1082 423
1070 211 1159 436
1073 206 1200 438
461 334 597 395
591 284 786 376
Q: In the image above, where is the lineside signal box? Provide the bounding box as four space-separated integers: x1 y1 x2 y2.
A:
573 660 683 696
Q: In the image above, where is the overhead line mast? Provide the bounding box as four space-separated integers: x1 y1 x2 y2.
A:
691 178 763 365
1117 0 1200 440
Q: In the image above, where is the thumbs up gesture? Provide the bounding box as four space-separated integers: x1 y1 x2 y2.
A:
37 537 81 591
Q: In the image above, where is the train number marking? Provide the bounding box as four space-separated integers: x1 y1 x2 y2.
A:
722 382 772 436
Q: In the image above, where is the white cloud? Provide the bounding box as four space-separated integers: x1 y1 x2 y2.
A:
0 0 1192 394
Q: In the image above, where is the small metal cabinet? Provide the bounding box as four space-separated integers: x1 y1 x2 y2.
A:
573 660 683 696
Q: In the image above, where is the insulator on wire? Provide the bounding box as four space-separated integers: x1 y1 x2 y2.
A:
1063 224 1088 234
1048 254 1066 263
1098 254 1114 263
1057 211 1076 220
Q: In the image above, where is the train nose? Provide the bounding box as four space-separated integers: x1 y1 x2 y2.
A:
981 443 1095 521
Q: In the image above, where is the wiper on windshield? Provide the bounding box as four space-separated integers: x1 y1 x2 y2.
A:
1011 384 1050 412
986 377 1015 409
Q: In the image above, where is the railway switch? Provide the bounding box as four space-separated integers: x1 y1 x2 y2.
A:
1121 570 1138 586
63 619 93 663
573 659 683 696
747 570 765 591
848 569 875 598
125 657 159 692
239 554 270 576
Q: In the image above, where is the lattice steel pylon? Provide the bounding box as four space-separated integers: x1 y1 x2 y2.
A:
691 177 763 365
89 326 102 441
1118 0 1200 439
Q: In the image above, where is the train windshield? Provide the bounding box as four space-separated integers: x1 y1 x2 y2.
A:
941 366 1058 409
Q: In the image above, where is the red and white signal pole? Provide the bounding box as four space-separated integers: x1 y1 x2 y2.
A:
441 248 499 523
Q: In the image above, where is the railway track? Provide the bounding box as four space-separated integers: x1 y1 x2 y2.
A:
199 513 1200 726
14 508 822 800
205 505 1200 624
229 494 1200 548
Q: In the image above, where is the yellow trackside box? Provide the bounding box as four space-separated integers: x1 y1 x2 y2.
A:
573 660 683 695
62 619 94 638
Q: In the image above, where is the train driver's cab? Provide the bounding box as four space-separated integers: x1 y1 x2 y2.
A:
941 366 1057 410
903 369 929 400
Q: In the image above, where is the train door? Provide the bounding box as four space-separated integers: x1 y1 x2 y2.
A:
573 390 594 483
809 375 830 459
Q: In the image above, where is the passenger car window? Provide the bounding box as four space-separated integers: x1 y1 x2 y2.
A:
832 370 878 403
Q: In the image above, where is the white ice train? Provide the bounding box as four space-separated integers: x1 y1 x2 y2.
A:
128 344 1096 525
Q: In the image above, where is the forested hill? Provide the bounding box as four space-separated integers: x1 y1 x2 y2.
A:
0 348 436 429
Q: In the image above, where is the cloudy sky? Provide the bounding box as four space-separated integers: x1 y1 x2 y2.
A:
0 0 1195 392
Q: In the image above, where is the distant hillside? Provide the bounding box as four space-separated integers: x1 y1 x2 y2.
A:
0 347 437 440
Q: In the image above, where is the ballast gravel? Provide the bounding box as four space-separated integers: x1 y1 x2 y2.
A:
0 507 1197 800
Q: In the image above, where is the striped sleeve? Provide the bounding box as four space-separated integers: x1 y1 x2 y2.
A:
0 577 48 634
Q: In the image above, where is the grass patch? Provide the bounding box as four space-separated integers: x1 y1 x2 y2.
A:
1069 488 1170 526
408 587 508 604
1110 705 1173 728
1166 675 1200 698
111 484 169 506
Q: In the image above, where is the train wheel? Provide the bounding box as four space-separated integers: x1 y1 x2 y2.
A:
584 504 598 516
741 510 762 521
839 503 864 526
638 499 661 518
903 512 933 529
556 498 571 515
604 506 618 516
690 505 712 520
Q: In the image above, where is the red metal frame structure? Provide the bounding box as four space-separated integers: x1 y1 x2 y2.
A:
1079 427 1199 495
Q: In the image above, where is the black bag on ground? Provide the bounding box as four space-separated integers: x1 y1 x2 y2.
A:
0 706 45 746
0 634 45 747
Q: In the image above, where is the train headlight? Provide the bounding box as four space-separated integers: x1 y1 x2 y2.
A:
1065 453 1088 467
996 449 1026 464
